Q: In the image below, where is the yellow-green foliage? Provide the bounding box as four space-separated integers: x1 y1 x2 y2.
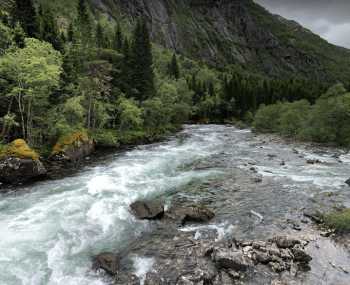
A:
52 131 89 155
324 209 350 233
0 139 39 160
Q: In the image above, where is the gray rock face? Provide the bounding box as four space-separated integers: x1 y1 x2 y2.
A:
130 200 165 220
0 157 47 184
90 0 350 81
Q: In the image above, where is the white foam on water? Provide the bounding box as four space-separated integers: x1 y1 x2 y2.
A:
0 125 225 285
179 222 235 241
132 256 155 285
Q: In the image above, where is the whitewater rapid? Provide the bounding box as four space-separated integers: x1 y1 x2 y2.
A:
1 125 350 285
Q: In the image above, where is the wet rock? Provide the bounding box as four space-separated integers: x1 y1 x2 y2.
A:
116 273 141 285
130 200 164 220
306 159 321 164
253 251 271 264
303 211 323 224
345 178 350 186
268 154 277 159
144 272 163 285
0 157 47 184
166 205 215 225
252 176 262 183
280 161 285 166
92 252 119 275
212 248 250 271
292 245 312 263
272 236 300 249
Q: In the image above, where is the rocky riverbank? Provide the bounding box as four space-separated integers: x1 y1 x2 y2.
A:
93 200 314 285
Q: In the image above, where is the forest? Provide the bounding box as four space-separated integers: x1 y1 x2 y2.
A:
0 0 348 159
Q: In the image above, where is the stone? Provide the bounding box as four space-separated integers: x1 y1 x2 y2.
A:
144 272 163 285
253 251 271 264
292 245 312 263
0 157 47 184
272 236 301 249
166 205 215 225
345 178 350 186
303 211 323 224
92 252 119 275
130 200 164 220
212 248 250 272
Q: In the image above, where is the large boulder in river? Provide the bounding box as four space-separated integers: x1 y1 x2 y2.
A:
92 252 120 275
0 139 46 184
130 200 164 220
50 131 95 162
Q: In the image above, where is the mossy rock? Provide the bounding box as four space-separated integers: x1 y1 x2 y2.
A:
324 208 350 233
51 131 95 162
0 139 39 161
52 131 90 156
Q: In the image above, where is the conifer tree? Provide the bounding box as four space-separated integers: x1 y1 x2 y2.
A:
113 23 124 51
129 18 155 101
77 0 92 44
39 8 63 51
168 53 180 80
96 22 105 48
12 0 38 37
67 22 74 43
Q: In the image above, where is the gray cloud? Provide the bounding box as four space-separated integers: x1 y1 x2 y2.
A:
254 0 350 48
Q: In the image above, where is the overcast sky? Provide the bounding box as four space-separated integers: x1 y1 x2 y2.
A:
254 0 350 48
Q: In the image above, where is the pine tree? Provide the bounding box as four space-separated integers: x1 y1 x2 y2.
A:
168 53 180 80
67 22 74 43
113 23 124 51
120 38 132 95
11 0 38 37
96 22 105 48
12 22 26 48
77 0 92 44
39 8 63 51
129 18 155 101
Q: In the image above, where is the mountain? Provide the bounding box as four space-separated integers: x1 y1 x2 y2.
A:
89 0 350 82
3 0 350 82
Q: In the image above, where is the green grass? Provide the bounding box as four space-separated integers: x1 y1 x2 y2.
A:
324 209 350 233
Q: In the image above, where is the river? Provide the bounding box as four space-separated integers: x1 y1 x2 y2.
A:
0 125 349 284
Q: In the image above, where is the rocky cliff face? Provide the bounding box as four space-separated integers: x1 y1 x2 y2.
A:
92 0 350 81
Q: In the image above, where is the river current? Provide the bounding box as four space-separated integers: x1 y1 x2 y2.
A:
0 125 349 285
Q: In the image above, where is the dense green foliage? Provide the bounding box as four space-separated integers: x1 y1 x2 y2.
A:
253 84 350 146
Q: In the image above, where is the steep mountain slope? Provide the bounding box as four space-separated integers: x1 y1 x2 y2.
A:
3 0 350 82
91 0 350 82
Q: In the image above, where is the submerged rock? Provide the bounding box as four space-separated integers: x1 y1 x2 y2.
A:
92 252 120 276
130 200 164 220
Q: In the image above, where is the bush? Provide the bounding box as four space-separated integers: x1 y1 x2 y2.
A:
253 103 285 133
278 100 310 137
92 130 119 147
324 208 350 233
